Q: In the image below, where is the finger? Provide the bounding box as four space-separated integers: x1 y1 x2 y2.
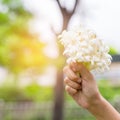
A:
63 66 79 81
64 77 82 90
65 85 77 96
70 62 92 80
69 62 77 72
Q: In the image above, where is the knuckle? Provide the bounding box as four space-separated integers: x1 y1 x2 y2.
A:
64 78 69 84
65 85 77 95
63 66 68 73
65 85 70 92
70 62 74 66
70 62 75 69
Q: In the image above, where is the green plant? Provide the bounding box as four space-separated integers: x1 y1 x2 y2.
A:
0 86 31 102
0 83 53 102
109 46 118 55
98 80 120 101
23 84 53 102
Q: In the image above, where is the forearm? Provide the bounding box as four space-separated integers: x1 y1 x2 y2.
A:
87 95 120 120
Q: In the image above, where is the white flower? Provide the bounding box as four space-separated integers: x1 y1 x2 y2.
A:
58 26 112 72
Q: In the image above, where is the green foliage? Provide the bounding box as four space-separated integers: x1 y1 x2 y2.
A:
65 92 73 101
0 86 31 102
1 0 32 18
98 80 120 101
23 84 53 102
109 46 118 55
0 84 53 102
0 0 49 74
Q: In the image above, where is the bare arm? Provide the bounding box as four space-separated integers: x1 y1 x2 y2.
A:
63 62 120 120
87 95 120 120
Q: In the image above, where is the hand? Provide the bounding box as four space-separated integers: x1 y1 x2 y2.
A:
63 62 101 109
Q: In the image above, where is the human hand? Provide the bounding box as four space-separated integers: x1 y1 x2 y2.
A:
63 62 101 109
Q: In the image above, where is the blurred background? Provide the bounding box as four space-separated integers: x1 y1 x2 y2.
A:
0 0 120 120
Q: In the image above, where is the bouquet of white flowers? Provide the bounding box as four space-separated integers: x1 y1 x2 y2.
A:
58 26 112 72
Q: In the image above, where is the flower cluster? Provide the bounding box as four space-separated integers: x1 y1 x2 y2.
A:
58 26 112 72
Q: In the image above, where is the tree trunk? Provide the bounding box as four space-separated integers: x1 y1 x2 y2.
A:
52 1 79 120
53 70 64 120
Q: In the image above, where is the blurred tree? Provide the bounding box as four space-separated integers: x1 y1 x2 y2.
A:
52 1 80 120
0 0 49 84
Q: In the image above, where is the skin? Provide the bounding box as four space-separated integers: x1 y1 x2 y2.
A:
63 62 120 120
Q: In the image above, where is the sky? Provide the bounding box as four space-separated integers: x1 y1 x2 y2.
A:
23 0 120 54
80 0 120 52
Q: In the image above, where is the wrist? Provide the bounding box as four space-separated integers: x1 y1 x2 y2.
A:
87 93 103 111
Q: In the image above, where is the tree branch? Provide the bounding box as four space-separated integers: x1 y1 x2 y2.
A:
72 0 79 14
50 24 59 36
56 0 62 11
55 0 80 30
